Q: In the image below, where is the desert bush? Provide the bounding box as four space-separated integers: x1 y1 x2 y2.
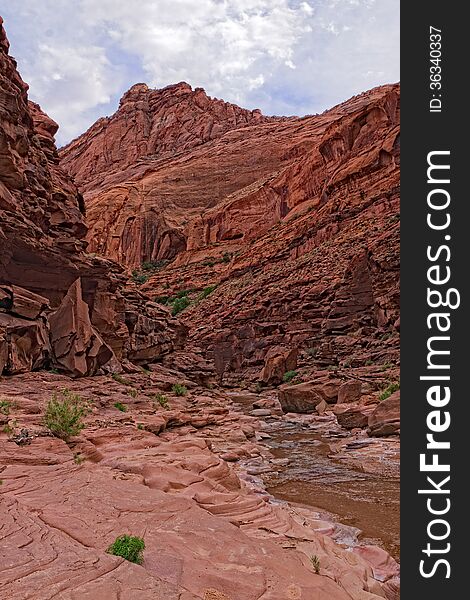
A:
379 382 400 401
44 389 90 441
171 295 190 316
310 555 320 574
114 402 127 412
282 370 298 383
111 373 131 385
128 388 138 398
172 383 187 397
107 535 145 564
153 393 169 408
0 399 12 415
198 285 217 301
131 270 149 285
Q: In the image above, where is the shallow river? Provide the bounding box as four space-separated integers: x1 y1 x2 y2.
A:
258 419 400 561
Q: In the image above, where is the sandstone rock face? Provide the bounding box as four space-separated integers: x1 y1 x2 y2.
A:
0 19 185 375
368 391 400 436
259 346 298 385
62 79 399 376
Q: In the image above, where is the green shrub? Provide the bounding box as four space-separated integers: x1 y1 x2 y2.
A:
310 555 320 574
74 453 85 465
141 260 168 272
222 252 231 263
171 295 191 316
114 402 127 412
379 382 400 401
0 399 11 415
44 389 91 441
131 270 149 285
198 285 217 301
137 423 144 430
128 388 138 399
153 393 169 408
107 535 145 565
282 370 298 383
111 373 131 386
365 359 374 366
172 383 187 397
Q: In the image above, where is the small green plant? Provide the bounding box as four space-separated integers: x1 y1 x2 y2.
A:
111 373 130 385
3 423 14 435
141 260 168 272
107 535 145 565
137 423 144 430
306 347 317 357
74 453 85 465
379 382 400 401
310 555 320 574
153 393 169 408
381 362 393 372
172 383 187 397
131 270 149 285
114 402 127 412
222 252 231 263
171 295 191 316
44 389 91 441
282 370 298 383
0 399 11 415
128 388 138 399
198 285 217 301
255 382 264 393
365 359 374 366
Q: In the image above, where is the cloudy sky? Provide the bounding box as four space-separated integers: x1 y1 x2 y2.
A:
1 0 399 146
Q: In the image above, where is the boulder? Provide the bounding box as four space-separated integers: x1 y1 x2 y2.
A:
49 278 113 376
278 382 324 413
337 380 362 404
259 346 298 386
335 403 375 429
0 313 50 374
368 391 400 436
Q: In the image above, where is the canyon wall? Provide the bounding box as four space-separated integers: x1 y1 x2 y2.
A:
60 78 399 378
0 17 185 376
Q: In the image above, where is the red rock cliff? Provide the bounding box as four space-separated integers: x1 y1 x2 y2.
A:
0 17 185 376
59 75 399 378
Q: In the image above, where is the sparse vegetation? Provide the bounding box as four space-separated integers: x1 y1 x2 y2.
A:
222 252 232 263
141 260 169 272
310 555 320 574
44 389 91 441
128 388 138 398
283 370 298 383
365 359 374 366
74 453 85 465
379 382 400 401
171 294 191 316
114 402 127 412
137 423 144 430
306 347 317 358
3 423 14 435
131 270 149 285
381 362 393 372
153 393 169 408
0 399 12 415
111 373 131 386
172 383 187 397
197 285 217 301
107 535 145 565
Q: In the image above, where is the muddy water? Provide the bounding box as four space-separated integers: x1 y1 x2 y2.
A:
259 419 400 561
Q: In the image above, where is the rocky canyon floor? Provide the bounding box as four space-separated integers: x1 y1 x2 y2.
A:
0 367 400 600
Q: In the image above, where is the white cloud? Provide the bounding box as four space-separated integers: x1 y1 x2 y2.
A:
1 0 399 145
